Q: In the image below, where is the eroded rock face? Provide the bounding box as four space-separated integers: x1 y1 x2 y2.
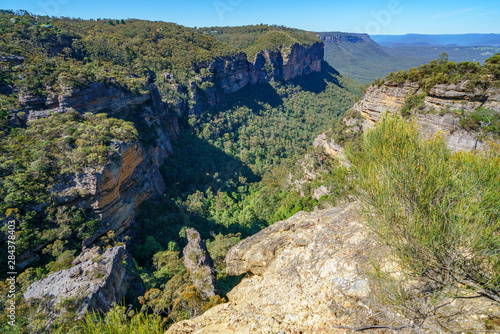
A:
167 203 500 334
17 80 177 251
313 132 349 165
24 245 137 323
46 140 166 247
183 228 218 298
353 82 500 151
189 42 324 114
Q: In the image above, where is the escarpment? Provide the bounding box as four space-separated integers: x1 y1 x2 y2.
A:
353 81 500 151
188 42 323 113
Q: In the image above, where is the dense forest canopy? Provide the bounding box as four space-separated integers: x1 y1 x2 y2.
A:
199 24 319 58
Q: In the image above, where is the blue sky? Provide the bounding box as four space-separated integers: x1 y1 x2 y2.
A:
3 0 500 34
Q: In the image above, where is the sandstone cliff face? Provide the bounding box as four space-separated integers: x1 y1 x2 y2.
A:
189 42 323 114
24 245 137 325
167 203 500 334
353 82 500 151
14 75 178 246
51 141 167 246
313 132 348 164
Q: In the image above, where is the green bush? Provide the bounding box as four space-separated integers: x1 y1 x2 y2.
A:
347 114 500 303
78 305 164 334
376 53 500 91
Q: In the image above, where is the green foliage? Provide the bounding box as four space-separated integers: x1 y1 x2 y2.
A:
190 70 360 174
47 250 76 273
206 233 241 274
0 11 242 101
78 304 164 334
0 111 137 274
400 92 426 117
202 24 319 59
134 236 163 267
459 108 500 138
381 53 500 91
347 114 500 313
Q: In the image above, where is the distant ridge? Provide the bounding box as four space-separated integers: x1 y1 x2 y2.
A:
372 33 500 47
319 32 427 84
320 31 500 84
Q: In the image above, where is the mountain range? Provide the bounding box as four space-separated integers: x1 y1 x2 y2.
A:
320 32 500 83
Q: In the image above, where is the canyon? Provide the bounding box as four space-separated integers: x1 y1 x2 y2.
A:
15 41 324 267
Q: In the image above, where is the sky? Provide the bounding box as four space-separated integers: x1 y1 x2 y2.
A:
2 0 500 35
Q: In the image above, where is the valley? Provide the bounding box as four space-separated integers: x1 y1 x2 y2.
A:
0 8 499 334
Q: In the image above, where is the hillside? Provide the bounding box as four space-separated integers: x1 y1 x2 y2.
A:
0 10 362 333
320 31 500 84
198 25 320 58
319 32 427 84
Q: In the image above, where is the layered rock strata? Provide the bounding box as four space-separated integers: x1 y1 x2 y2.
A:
353 81 500 151
189 42 323 113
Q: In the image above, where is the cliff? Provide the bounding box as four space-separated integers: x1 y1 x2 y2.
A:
167 203 499 333
11 41 323 265
320 32 373 44
319 31 428 84
189 42 323 113
353 81 500 151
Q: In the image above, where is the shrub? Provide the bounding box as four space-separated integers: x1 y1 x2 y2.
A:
347 114 500 306
78 304 164 334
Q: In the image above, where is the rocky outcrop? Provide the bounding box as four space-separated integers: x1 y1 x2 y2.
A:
313 132 348 163
15 79 178 248
22 83 150 120
24 245 137 324
353 81 500 150
51 141 166 245
183 228 218 298
167 203 500 334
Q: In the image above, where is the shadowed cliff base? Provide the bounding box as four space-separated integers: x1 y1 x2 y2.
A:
131 132 262 260
290 61 343 93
